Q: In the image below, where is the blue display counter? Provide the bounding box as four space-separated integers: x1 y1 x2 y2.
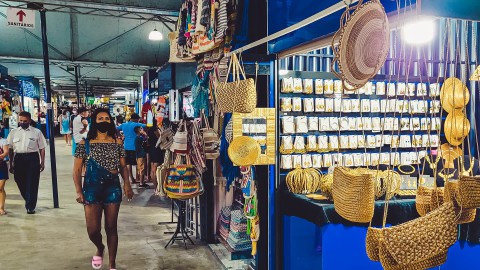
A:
283 213 480 270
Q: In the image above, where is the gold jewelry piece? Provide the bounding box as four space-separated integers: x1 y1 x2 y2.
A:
397 164 416 175
438 168 456 181
425 155 441 170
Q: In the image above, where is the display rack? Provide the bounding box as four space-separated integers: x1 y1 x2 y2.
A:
277 71 444 191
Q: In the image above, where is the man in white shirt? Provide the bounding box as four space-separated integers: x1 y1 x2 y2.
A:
7 111 47 214
72 107 89 155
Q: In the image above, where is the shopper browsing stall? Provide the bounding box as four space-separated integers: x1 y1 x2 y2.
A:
7 111 47 214
116 113 146 184
73 108 133 270
0 134 9 215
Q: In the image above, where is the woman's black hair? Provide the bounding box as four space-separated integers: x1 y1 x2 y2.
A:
87 108 117 140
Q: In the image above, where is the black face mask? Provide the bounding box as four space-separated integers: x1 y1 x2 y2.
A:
20 122 30 129
97 122 110 133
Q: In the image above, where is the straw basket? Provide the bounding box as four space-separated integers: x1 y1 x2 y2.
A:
227 136 260 166
381 202 457 266
458 175 480 209
444 180 476 224
332 167 375 223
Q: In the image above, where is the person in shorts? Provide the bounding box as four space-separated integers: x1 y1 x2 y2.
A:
0 132 9 215
134 126 149 188
116 113 146 184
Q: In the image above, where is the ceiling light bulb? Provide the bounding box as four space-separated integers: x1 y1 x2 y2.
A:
402 19 435 45
149 29 163 41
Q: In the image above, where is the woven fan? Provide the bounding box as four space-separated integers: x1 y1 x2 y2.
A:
331 0 390 91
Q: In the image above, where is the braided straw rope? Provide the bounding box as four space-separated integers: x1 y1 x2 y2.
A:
332 167 375 223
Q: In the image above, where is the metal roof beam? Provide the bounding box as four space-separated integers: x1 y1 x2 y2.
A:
0 56 151 70
2 0 179 17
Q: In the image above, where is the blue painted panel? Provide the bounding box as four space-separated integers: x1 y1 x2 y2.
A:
283 215 480 270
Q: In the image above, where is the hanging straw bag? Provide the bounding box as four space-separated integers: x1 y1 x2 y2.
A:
156 150 172 196
458 175 480 209
215 53 257 113
201 111 220 159
170 120 189 154
165 154 203 200
380 202 457 266
415 186 444 216
444 180 476 224
332 167 375 223
169 13 195 63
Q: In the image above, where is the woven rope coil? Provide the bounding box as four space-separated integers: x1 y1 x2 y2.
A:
332 167 375 223
444 180 476 224
382 202 457 266
458 175 480 209
332 0 390 90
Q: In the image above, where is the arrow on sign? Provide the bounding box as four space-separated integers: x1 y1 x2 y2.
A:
16 10 26 22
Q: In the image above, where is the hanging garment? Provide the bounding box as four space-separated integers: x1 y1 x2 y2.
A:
191 70 211 118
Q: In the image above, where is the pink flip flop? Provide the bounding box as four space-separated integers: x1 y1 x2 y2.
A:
91 256 103 269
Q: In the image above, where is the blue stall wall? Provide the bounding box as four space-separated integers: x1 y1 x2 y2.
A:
267 0 415 54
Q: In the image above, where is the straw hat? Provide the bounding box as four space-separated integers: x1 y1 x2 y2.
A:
333 0 389 89
444 110 470 146
228 136 260 166
440 77 469 113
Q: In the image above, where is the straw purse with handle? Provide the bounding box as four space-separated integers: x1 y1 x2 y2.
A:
215 53 257 113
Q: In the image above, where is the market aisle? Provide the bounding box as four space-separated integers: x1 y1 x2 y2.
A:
1 138 223 270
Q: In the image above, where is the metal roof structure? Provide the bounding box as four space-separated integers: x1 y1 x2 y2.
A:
0 0 182 96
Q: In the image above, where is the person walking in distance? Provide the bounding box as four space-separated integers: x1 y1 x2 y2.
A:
58 109 72 146
0 132 9 215
72 107 89 155
7 111 47 214
73 108 133 270
116 113 146 184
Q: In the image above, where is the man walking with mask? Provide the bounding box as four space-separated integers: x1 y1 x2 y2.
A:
7 111 47 214
117 113 146 185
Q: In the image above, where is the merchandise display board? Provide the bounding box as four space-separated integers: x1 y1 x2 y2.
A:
278 71 443 195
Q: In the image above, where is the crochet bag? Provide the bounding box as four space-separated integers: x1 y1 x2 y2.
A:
170 120 188 154
215 53 256 113
458 175 480 209
332 167 375 223
165 154 203 200
415 186 444 216
201 111 220 159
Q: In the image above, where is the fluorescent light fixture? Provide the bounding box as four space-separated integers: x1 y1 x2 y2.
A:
149 28 163 41
279 70 289 76
402 19 435 45
111 91 131 97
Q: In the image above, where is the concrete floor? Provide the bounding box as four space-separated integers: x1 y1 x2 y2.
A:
0 139 224 270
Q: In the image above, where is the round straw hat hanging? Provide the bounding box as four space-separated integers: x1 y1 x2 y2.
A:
331 0 390 90
440 77 469 113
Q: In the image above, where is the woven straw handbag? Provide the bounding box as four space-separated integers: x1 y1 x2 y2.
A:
444 180 476 224
332 167 375 223
381 202 457 266
458 175 480 209
415 186 444 216
379 240 447 270
168 32 195 63
215 53 257 113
